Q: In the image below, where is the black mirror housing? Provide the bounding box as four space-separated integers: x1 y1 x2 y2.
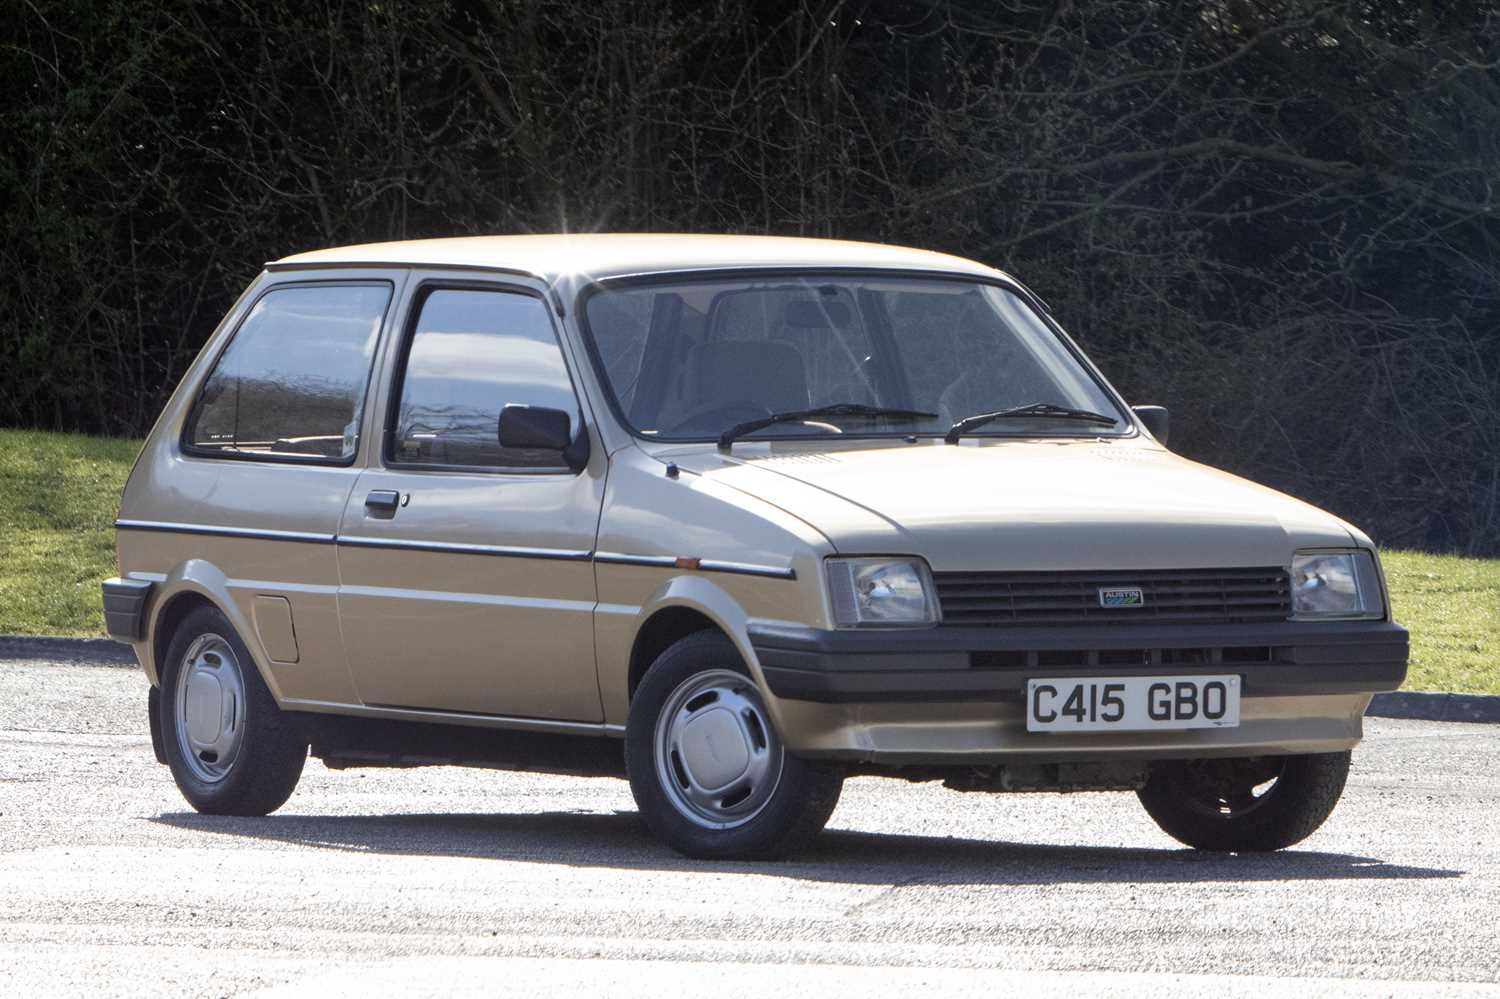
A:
498 404 589 471
1131 405 1170 446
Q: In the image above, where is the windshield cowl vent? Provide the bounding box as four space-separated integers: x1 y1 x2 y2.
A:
737 452 842 465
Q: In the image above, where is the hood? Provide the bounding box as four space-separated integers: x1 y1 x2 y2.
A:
660 438 1357 572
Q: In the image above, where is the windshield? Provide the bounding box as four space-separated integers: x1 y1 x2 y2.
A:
581 275 1129 442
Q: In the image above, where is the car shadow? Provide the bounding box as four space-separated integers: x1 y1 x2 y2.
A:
150 809 1463 885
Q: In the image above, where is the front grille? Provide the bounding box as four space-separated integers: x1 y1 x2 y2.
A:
934 567 1291 627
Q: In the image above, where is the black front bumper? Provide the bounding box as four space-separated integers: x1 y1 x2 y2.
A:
750 620 1408 703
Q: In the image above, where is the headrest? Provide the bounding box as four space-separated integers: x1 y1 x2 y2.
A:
687 340 809 414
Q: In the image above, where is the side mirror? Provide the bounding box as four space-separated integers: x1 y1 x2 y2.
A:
498 404 590 471
1131 405 1170 446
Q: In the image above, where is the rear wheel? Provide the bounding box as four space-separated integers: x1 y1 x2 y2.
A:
158 605 307 815
1137 751 1350 851
625 631 843 859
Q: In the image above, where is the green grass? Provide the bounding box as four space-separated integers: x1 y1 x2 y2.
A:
1382 550 1500 695
0 430 1495 693
0 430 141 636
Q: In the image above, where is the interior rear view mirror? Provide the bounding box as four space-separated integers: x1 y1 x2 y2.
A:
783 300 851 329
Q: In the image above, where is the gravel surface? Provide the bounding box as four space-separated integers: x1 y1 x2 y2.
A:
2 657 1497 997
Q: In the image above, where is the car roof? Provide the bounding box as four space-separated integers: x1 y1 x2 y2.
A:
271 233 1006 283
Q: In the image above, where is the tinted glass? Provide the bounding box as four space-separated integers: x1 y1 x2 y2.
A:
188 283 389 461
392 289 580 469
583 276 1124 440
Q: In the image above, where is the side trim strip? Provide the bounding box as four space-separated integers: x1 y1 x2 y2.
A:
115 519 336 545
337 536 592 561
698 558 798 580
595 551 796 580
593 551 676 569
115 522 796 578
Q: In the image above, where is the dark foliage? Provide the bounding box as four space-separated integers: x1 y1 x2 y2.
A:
3 0 1498 551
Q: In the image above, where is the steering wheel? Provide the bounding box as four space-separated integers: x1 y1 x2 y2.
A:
667 400 772 436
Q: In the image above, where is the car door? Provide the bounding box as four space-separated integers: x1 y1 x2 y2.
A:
335 277 607 722
139 275 399 708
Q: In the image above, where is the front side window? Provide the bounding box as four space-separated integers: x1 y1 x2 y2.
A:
186 283 390 462
582 275 1127 442
391 288 580 469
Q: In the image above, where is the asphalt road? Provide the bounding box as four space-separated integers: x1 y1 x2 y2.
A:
2 657 1497 997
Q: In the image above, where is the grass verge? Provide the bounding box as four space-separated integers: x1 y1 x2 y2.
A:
1381 550 1500 696
0 430 141 637
0 430 1495 693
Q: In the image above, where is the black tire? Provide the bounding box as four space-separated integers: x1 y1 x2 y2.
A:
625 631 843 860
158 604 307 816
1137 751 1351 852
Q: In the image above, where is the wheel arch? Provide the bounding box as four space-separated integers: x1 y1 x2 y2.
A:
622 575 773 715
151 590 219 686
144 561 281 700
628 606 720 701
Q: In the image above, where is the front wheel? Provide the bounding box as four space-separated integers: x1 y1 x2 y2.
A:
158 605 308 815
1136 751 1351 852
625 632 843 859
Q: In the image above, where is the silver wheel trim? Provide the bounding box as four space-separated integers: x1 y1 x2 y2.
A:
173 633 247 784
653 668 785 830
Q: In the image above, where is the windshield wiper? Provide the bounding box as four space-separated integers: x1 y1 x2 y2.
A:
718 403 938 450
944 401 1118 443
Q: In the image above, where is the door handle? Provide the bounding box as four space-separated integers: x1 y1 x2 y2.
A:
364 490 401 516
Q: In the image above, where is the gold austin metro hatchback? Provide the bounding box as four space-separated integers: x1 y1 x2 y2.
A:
104 234 1408 859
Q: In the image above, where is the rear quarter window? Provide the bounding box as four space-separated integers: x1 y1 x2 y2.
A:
184 282 391 463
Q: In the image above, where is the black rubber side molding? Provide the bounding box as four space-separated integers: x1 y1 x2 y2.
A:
101 577 154 643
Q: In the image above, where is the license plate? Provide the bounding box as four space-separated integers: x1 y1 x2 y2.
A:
1025 675 1241 733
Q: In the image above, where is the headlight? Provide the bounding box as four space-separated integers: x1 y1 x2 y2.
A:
1290 550 1384 620
826 557 940 628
